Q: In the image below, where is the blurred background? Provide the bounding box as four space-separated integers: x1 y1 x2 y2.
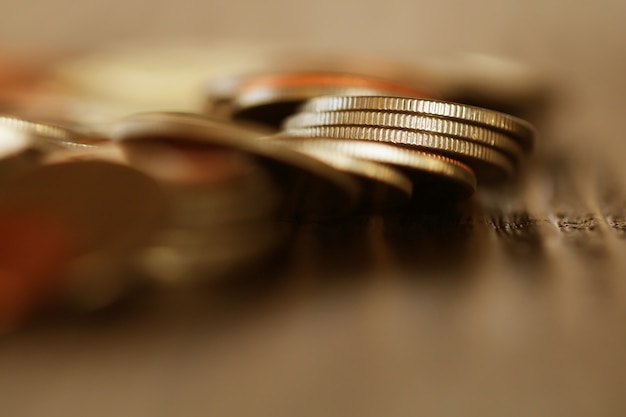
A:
1 1 626 416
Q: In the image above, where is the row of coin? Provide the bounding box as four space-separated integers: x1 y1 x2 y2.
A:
0 114 294 328
0 70 537 329
203 70 537 210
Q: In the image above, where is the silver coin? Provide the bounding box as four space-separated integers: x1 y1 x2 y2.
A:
299 96 536 149
283 125 513 183
283 110 524 160
272 136 476 200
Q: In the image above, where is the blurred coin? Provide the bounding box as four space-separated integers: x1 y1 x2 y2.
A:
128 142 287 285
0 115 100 151
284 125 513 183
0 118 32 157
421 53 550 117
0 160 166 255
122 140 255 187
285 145 413 210
259 50 443 95
284 110 524 160
62 250 144 312
299 96 536 149
0 207 73 332
112 112 361 218
0 160 166 319
0 114 104 181
0 88 155 134
43 142 126 165
139 220 286 285
226 72 429 128
165 167 282 226
272 137 476 201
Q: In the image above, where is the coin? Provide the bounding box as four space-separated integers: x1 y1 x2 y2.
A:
299 96 536 149
112 112 361 218
0 206 73 332
283 110 524 160
228 72 429 128
139 169 287 285
283 125 513 183
164 165 282 227
285 144 413 210
0 160 167 314
0 116 81 182
0 160 167 255
271 137 476 201
0 115 99 151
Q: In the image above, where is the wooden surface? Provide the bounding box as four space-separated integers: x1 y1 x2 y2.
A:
2 1 626 416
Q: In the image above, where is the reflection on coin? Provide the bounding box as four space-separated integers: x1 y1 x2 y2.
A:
284 125 513 183
42 142 127 165
0 115 107 182
112 112 361 218
226 72 429 128
0 119 32 158
0 115 100 151
299 96 536 149
284 110 523 159
272 137 476 201
122 140 255 187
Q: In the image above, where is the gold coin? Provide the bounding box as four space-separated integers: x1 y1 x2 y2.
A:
283 125 513 183
272 137 476 200
283 110 523 159
299 96 536 149
285 144 413 210
111 112 361 219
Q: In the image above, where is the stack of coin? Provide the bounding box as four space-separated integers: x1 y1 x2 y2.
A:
119 139 287 285
112 112 362 219
274 96 536 199
0 153 167 325
111 112 369 285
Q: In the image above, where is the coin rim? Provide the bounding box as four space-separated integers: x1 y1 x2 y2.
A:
283 124 514 181
299 96 536 148
283 110 524 159
0 115 98 150
272 136 477 198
